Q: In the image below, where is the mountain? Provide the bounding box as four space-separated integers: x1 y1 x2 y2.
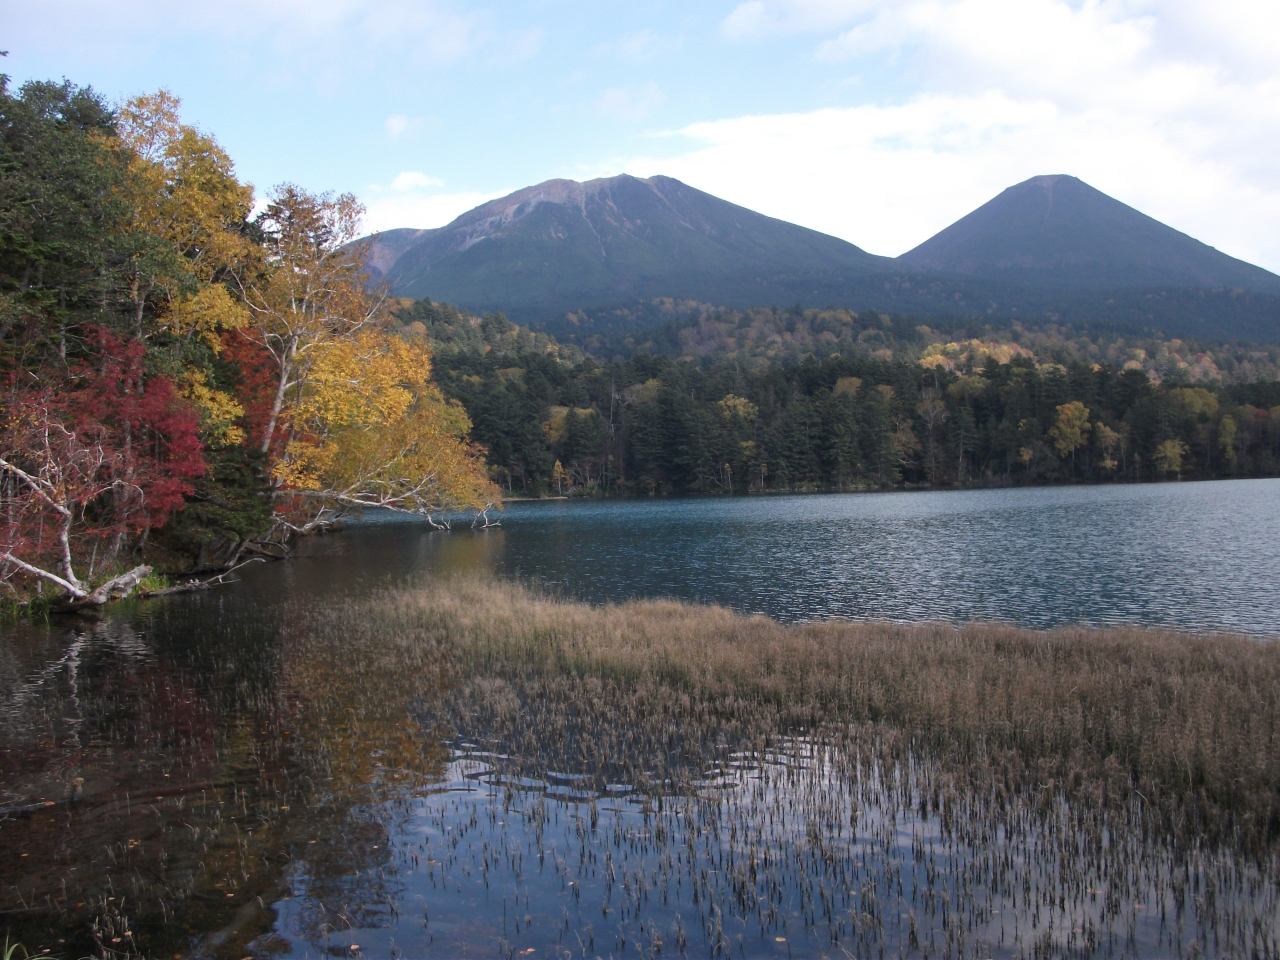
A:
367 174 899 322
898 175 1280 294
362 173 1280 342
363 227 430 284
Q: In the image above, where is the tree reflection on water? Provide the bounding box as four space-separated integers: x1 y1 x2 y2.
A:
0 602 449 958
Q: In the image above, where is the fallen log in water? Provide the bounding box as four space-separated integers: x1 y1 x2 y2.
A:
52 565 153 612
139 558 264 597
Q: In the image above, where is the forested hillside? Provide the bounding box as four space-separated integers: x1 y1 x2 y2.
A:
541 298 1280 381
400 299 1280 497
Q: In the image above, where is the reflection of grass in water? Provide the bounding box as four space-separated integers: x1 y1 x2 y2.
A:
300 576 1280 957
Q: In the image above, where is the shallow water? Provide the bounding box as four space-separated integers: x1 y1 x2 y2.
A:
282 736 1275 960
2 479 1279 958
6 604 1276 960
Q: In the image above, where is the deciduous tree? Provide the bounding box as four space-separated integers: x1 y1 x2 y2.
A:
270 331 497 529
1049 400 1091 475
237 185 377 459
1154 438 1189 478
1 330 202 600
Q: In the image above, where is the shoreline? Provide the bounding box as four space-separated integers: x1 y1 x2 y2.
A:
495 471 1280 502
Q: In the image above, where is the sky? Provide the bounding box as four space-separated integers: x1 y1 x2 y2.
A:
5 0 1280 271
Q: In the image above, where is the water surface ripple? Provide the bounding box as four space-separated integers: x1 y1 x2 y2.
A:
341 479 1280 634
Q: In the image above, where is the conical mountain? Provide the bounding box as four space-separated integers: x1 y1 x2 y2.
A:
898 175 1280 293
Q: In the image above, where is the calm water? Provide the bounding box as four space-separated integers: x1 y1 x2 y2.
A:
2 478 1279 959
319 477 1280 634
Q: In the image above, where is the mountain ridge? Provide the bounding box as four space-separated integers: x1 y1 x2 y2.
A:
359 173 1280 341
368 174 897 319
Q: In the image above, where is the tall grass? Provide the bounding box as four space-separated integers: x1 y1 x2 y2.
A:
359 576 1280 854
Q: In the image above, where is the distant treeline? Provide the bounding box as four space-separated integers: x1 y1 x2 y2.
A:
401 299 1280 496
546 297 1280 382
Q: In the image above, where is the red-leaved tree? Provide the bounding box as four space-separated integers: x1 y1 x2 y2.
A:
1 329 204 602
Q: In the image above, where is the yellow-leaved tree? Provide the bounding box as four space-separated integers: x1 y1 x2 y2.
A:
237 185 498 532
115 91 256 333
273 332 498 530
238 184 377 458
114 91 257 444
1049 401 1091 475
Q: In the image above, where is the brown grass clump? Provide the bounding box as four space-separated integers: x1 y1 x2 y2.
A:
373 576 1280 854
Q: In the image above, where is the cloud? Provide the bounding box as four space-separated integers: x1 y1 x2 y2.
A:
389 171 444 191
593 82 666 121
362 189 505 233
361 170 502 231
621 90 1280 270
688 0 1280 270
6 0 500 79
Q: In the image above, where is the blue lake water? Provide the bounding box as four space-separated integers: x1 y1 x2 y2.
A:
306 478 1280 634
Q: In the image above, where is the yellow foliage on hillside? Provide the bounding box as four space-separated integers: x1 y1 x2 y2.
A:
919 339 1036 373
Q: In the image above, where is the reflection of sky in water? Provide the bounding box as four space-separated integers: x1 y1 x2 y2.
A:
249 478 1280 634
264 739 1252 960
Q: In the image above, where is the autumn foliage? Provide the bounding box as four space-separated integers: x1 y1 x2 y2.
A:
1 330 203 596
0 80 496 601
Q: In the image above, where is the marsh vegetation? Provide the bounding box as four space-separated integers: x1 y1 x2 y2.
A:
2 575 1278 958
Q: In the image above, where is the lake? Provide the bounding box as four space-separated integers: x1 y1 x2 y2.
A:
2 478 1279 959
304 477 1280 634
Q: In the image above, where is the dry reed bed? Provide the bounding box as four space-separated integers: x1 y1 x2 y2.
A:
353 577 1280 855
289 577 1280 956
7 578 1278 957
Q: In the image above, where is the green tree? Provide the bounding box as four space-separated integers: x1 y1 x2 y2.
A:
0 78 126 352
916 387 949 484
1218 416 1238 469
